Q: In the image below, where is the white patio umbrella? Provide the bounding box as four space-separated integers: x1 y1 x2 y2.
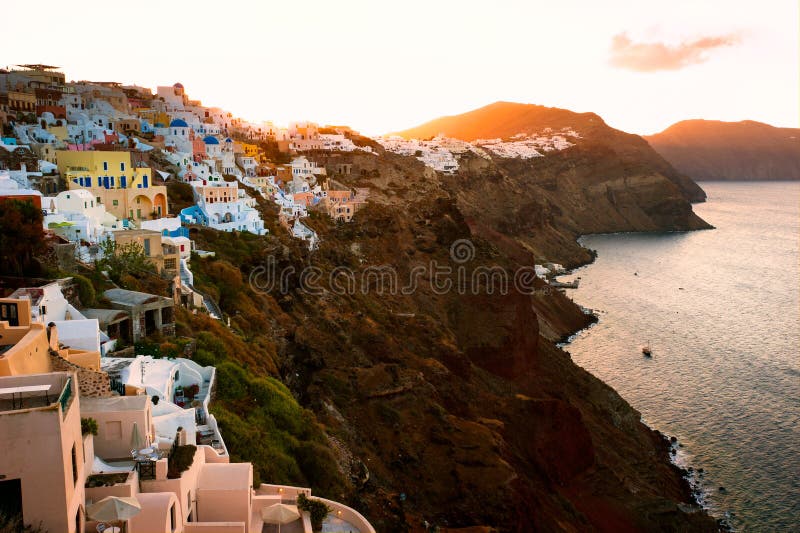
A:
87 496 141 533
130 422 143 451
261 503 300 533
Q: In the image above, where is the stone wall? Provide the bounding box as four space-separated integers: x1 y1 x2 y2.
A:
49 349 112 398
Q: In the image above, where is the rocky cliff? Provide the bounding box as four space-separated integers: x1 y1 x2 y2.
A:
182 111 719 531
393 101 708 204
645 119 800 181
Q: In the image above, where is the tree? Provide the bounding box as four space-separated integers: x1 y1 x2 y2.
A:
0 199 46 276
97 239 155 283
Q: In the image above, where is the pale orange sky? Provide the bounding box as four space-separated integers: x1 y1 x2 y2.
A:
4 0 798 136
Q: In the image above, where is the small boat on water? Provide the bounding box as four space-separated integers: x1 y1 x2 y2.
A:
642 342 652 357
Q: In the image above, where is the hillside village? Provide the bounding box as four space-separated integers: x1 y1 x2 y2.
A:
0 64 381 533
376 128 581 172
0 61 733 533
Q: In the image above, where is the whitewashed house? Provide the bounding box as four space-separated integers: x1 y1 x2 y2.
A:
43 189 121 243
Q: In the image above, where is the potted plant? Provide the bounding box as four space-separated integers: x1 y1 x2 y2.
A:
297 493 331 532
81 417 98 436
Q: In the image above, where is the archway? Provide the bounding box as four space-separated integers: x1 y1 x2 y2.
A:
153 193 167 218
132 194 153 220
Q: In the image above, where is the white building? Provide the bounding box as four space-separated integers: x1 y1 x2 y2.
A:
290 156 325 179
140 218 193 260
292 219 318 250
10 281 112 354
235 154 257 177
42 189 121 244
182 175 266 235
0 169 43 205
101 355 227 456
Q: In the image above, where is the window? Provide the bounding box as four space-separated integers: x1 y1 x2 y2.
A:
0 303 19 326
143 239 150 255
96 197 101 205
113 199 119 206
106 421 122 439
103 161 108 171
170 504 177 532
120 162 125 171
120 176 127 188
71 444 78 485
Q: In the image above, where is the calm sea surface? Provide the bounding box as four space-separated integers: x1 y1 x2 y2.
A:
561 182 800 531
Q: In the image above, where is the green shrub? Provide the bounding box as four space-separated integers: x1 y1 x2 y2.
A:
81 417 98 436
192 348 216 367
294 441 344 495
215 361 248 399
196 331 229 360
297 493 331 532
168 445 197 478
72 274 96 307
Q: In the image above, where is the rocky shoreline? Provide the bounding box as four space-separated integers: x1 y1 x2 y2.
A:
555 236 733 531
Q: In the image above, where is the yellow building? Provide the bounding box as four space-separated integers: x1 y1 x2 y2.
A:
56 150 168 222
46 125 70 142
135 108 170 128
241 142 260 158
0 298 100 376
0 299 52 376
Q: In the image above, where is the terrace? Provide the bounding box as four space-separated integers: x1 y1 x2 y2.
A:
0 372 73 414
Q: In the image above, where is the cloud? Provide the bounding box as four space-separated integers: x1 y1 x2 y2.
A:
609 32 740 72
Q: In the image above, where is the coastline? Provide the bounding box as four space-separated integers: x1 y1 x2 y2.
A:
553 234 730 530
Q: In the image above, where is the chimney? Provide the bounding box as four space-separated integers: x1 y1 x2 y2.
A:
46 321 59 350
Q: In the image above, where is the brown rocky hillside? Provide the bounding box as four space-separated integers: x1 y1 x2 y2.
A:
392 101 708 203
175 130 718 531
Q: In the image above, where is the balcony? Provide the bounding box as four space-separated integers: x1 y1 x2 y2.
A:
0 372 73 415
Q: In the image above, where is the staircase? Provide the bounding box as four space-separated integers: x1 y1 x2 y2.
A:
180 259 223 320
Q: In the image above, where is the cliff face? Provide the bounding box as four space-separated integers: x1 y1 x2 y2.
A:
645 120 800 181
393 101 708 204
185 125 719 531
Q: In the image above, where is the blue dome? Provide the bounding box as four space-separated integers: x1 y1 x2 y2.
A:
203 136 219 145
224 137 233 143
169 119 188 128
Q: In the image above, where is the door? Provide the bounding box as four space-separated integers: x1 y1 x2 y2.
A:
0 478 22 524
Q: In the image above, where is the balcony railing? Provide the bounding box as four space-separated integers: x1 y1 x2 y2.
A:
58 377 72 418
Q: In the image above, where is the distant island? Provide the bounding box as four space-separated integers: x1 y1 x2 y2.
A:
645 120 800 181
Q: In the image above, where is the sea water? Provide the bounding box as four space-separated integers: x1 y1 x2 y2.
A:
562 182 800 531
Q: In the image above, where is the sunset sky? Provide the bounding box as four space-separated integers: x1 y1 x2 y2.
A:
4 0 797 135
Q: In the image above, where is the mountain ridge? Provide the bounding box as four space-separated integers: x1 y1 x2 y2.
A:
645 119 800 181
391 101 708 203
